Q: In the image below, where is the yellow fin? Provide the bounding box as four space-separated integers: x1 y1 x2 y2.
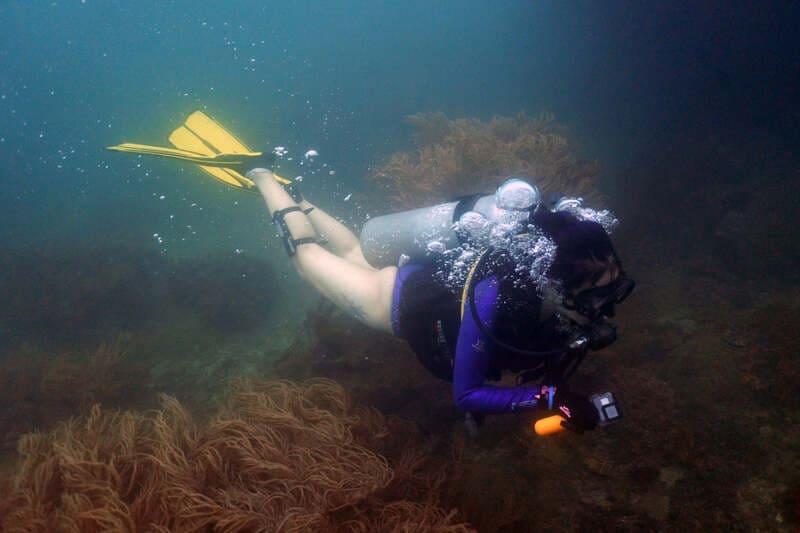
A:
181 111 255 154
197 165 256 190
106 142 259 167
108 111 281 191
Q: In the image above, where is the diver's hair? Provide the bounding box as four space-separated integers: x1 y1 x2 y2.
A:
531 209 619 291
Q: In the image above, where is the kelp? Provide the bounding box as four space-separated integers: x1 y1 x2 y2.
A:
371 112 601 209
0 378 472 532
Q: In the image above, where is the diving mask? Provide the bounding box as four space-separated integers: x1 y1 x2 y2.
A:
563 274 635 321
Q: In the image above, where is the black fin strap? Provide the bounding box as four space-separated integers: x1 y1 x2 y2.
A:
284 183 304 203
272 205 303 220
272 206 317 257
291 237 318 247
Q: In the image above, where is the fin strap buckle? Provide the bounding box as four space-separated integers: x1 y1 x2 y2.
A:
272 206 318 257
284 183 304 203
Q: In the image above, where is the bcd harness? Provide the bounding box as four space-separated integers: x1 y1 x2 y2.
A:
417 245 617 391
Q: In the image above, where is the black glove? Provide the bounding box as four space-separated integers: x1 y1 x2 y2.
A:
552 389 599 433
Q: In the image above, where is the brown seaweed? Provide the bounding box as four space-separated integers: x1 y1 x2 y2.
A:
370 111 601 209
0 379 473 532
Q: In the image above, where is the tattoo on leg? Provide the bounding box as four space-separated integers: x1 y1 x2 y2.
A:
341 294 368 323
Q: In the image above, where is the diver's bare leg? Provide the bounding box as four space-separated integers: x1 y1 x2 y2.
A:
250 169 396 333
297 198 372 269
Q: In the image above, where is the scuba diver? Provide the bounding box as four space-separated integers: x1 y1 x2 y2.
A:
107 111 633 435
247 168 634 435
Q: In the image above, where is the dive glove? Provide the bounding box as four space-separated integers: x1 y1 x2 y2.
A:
553 389 600 433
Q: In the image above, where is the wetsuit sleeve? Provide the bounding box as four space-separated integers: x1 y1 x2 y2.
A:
452 276 544 414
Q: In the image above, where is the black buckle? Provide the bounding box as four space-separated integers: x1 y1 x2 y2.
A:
272 206 317 256
284 183 303 203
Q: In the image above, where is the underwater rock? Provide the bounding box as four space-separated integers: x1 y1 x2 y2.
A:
0 245 167 346
167 252 279 335
715 178 800 280
659 465 687 488
736 478 789 531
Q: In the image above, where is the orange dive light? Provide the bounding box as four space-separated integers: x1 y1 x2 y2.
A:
533 392 622 436
534 414 567 436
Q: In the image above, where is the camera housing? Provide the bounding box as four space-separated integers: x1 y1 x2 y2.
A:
590 392 622 425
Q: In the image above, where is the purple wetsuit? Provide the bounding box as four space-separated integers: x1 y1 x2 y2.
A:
392 264 545 414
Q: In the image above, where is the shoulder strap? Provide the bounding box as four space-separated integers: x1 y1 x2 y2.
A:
463 247 566 359
460 250 488 320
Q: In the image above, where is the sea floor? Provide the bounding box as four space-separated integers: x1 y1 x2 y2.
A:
0 209 798 531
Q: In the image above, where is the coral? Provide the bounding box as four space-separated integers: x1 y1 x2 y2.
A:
0 379 473 532
370 112 601 209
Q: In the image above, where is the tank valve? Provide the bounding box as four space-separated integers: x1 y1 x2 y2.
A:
495 178 541 211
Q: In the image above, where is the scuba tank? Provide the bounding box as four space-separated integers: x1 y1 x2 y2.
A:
362 177 624 437
360 178 541 268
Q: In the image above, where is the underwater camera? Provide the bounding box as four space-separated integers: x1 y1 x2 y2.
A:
590 391 621 424
533 391 622 436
